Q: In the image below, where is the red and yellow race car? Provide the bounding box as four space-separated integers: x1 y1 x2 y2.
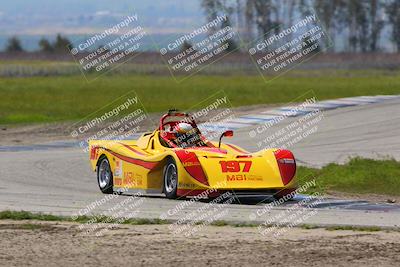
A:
88 110 297 199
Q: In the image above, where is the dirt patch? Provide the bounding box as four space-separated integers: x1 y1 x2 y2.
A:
0 220 399 267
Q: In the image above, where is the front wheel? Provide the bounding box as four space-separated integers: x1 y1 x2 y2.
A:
163 158 178 199
97 156 113 194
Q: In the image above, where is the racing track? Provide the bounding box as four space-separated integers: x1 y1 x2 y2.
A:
0 97 399 228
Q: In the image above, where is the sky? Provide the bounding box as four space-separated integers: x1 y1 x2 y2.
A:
0 0 204 35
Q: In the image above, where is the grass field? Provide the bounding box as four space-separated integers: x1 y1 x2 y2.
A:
298 157 400 196
1 70 400 124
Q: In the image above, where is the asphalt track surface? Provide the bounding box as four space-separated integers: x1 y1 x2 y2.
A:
0 98 399 228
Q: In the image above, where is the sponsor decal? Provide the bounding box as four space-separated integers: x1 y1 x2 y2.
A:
182 162 201 167
178 182 197 189
114 159 123 177
247 175 263 181
114 178 123 186
124 171 143 186
225 174 262 182
226 174 247 181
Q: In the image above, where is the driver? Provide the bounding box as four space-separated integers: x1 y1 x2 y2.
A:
173 122 203 148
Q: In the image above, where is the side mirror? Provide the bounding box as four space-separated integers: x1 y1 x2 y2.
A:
218 130 233 148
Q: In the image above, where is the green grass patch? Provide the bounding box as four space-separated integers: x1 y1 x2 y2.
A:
1 72 400 124
123 217 170 225
326 225 382 232
0 210 66 221
0 210 170 225
210 220 230 226
297 157 400 196
300 224 320 230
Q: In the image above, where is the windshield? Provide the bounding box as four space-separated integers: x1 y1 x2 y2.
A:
173 127 208 148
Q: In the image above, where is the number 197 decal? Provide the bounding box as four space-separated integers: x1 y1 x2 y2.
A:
219 161 252 173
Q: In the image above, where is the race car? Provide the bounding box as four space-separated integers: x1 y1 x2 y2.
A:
88 110 297 199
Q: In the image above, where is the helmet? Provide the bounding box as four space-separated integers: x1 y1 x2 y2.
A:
175 122 193 134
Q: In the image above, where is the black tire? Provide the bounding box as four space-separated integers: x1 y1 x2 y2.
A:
273 194 293 201
97 156 113 194
163 157 178 199
273 190 295 201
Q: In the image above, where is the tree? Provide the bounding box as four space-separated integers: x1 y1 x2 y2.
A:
200 0 222 34
38 38 54 52
5 36 23 52
386 0 400 52
199 0 394 53
244 0 256 42
369 0 385 52
53 34 72 53
235 0 245 37
181 40 194 52
343 0 363 52
221 16 238 52
253 0 275 36
343 0 386 52
313 0 346 51
200 0 239 51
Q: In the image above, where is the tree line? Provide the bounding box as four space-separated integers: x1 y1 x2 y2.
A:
201 0 400 52
4 34 72 53
4 0 400 53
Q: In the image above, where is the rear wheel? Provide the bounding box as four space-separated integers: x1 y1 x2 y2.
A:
97 156 113 194
163 158 178 199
